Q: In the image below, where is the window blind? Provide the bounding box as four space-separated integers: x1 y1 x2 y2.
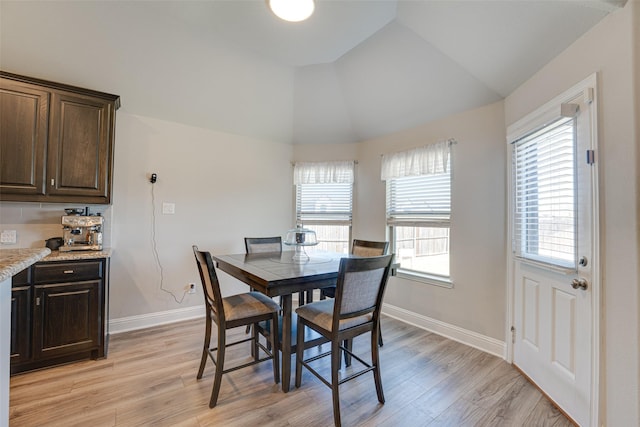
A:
386 168 451 227
512 116 577 268
296 183 353 225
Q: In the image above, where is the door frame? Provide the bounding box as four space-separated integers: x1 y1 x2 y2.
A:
505 72 601 426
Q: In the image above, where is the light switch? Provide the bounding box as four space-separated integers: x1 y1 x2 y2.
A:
162 202 175 215
0 230 17 244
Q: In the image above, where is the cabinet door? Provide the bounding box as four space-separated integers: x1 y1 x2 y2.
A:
33 281 101 360
0 80 49 196
47 92 113 201
10 286 31 364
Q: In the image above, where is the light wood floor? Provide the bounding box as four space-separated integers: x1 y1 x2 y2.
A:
9 315 573 426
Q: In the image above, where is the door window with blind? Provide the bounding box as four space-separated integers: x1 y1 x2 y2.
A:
382 141 453 283
293 161 354 253
512 117 577 269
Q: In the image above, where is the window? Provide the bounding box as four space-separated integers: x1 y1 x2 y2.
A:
294 161 354 253
512 117 576 269
296 182 352 252
382 141 452 282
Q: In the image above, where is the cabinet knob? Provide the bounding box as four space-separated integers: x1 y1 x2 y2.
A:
63 270 74 274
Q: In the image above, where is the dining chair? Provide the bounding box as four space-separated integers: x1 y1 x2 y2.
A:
244 236 282 254
294 254 394 427
320 239 389 348
192 245 280 408
245 236 311 305
320 239 389 299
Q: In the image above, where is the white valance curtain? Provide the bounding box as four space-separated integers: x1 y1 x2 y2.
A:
380 140 452 180
293 160 355 185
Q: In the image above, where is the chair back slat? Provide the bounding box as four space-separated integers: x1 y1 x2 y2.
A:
245 236 282 254
351 239 388 257
192 246 224 319
333 255 393 322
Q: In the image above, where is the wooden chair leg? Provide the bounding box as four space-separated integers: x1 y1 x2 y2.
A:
209 329 226 408
295 319 305 388
252 322 259 361
266 332 272 351
378 323 384 347
246 288 256 334
197 314 212 379
371 326 385 404
343 339 352 367
271 313 280 384
331 339 343 427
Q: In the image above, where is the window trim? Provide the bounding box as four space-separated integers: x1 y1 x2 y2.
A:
395 269 453 288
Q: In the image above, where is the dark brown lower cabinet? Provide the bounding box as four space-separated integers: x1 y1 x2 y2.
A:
11 258 109 374
33 281 101 360
10 285 31 364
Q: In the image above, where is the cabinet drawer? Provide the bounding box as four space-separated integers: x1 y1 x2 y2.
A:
33 261 103 284
12 267 31 287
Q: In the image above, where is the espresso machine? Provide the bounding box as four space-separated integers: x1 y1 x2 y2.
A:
60 207 104 252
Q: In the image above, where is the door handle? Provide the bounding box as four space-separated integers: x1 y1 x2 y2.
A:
571 278 588 291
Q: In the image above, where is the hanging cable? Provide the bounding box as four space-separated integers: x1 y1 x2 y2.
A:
150 180 187 304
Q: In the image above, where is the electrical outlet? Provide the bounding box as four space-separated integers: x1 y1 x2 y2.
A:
188 283 196 294
0 230 17 244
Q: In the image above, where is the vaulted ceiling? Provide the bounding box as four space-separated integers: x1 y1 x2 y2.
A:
0 1 624 144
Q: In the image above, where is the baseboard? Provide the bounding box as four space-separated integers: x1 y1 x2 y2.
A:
109 305 205 334
108 302 506 360
381 303 506 359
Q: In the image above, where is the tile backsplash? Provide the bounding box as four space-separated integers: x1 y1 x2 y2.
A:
0 202 112 249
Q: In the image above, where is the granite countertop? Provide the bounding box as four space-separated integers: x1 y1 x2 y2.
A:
0 248 51 282
43 248 112 262
0 248 112 282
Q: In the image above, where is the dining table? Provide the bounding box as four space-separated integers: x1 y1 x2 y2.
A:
212 249 348 392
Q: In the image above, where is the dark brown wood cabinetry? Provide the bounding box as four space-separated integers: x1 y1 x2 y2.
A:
10 268 32 365
0 71 120 204
0 84 48 196
10 258 109 374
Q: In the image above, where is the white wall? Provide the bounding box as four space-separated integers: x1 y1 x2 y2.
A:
109 112 294 320
504 2 639 425
0 111 294 325
0 1 295 144
295 101 507 344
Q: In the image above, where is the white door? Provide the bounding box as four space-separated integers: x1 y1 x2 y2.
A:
509 75 598 426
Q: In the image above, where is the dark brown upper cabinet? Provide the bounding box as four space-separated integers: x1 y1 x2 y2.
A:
0 71 120 204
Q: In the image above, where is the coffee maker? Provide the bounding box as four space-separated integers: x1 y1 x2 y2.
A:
60 208 104 252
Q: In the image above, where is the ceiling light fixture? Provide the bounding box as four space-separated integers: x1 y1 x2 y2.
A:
268 0 315 22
